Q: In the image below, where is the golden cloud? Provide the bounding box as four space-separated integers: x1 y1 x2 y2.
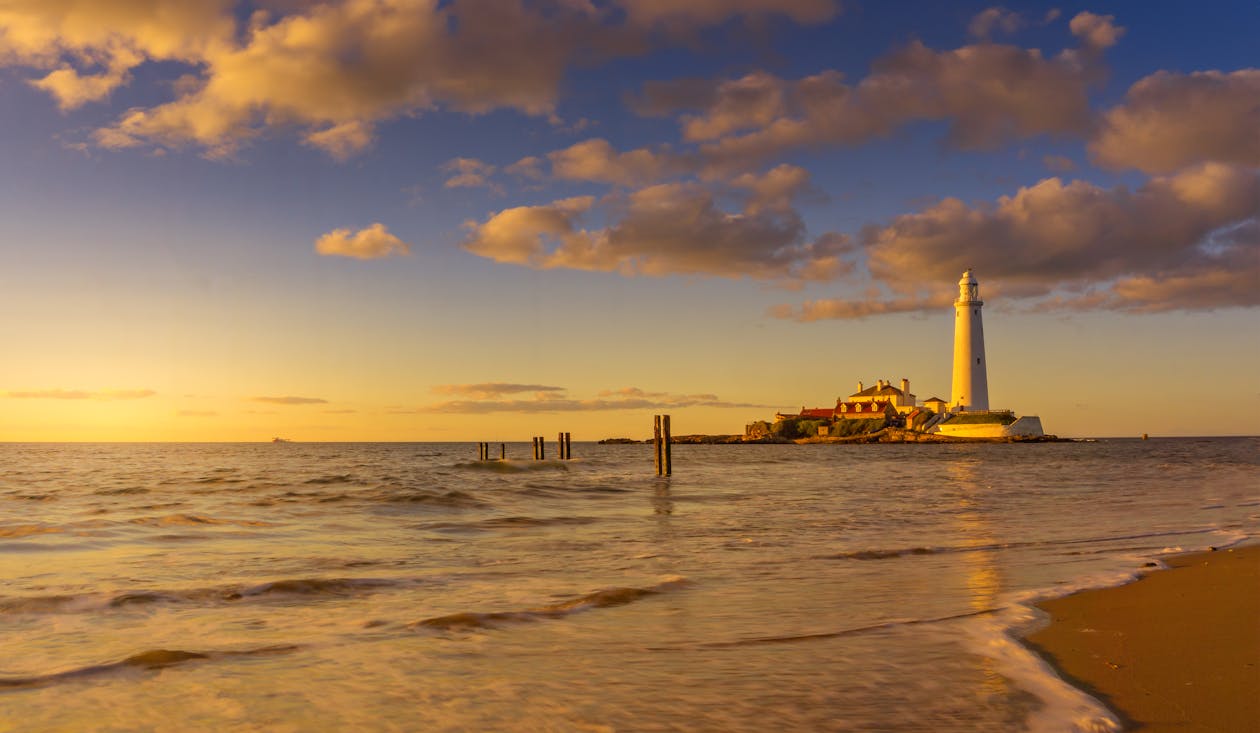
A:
3 0 846 158
1090 69 1260 173
772 163 1259 319
462 176 851 283
250 396 330 405
315 223 411 259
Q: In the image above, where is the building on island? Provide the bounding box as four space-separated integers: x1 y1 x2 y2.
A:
774 378 915 424
756 269 1047 440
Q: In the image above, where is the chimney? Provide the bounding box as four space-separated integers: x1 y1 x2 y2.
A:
900 378 910 395
857 381 863 393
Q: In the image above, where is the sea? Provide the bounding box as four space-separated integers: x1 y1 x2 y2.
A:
1 438 1257 732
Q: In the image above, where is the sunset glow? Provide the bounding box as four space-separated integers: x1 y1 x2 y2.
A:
1 1 1256 441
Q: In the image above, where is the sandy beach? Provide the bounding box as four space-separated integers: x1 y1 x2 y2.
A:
1025 544 1260 732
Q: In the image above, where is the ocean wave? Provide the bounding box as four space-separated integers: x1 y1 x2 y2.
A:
454 460 570 473
303 474 356 485
416 515 598 532
821 528 1221 561
411 577 689 631
226 577 406 600
0 524 64 539
128 514 278 528
1 577 414 615
0 645 298 690
378 489 488 508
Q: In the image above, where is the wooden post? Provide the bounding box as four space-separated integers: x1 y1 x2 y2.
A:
564 432 571 459
662 414 672 476
538 436 545 460
558 432 564 460
654 415 663 475
500 443 506 460
531 437 538 460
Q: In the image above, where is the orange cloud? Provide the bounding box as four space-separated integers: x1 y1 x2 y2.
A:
433 383 566 398
791 164 1259 318
463 177 850 283
315 223 411 260
421 385 769 413
442 157 499 190
968 7 1025 39
548 138 689 186
250 396 329 405
633 18 1113 172
1090 69 1260 173
4 0 845 159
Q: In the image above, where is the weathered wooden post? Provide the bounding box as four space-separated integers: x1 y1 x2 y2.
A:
654 415 663 475
662 415 672 476
531 437 538 460
538 435 545 460
477 442 485 461
500 443 506 460
564 432 571 459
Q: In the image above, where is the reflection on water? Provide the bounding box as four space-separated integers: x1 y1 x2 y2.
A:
947 457 1008 701
0 439 1256 731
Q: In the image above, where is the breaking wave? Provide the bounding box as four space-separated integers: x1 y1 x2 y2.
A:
412 577 689 631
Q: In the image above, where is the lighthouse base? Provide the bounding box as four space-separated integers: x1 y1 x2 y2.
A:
935 415 1045 439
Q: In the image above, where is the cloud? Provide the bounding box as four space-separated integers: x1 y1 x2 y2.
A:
968 7 1024 39
250 396 330 405
634 71 787 142
442 157 499 190
434 383 566 398
505 156 545 180
421 385 770 414
462 174 851 283
0 2 232 98
770 294 952 322
7 388 156 400
789 163 1259 318
631 30 1110 173
303 121 375 160
1090 69 1260 173
548 138 689 186
4 0 846 158
315 223 411 259
1068 11 1124 51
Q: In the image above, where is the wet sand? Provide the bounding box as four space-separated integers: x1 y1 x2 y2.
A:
1025 545 1260 732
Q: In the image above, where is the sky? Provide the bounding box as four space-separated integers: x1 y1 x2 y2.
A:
0 0 1257 441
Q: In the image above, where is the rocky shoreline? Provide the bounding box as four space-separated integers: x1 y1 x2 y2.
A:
600 429 1065 445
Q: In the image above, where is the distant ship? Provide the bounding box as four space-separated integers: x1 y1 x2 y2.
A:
271 437 291 443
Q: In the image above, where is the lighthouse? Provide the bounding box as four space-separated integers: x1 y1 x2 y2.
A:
950 269 989 411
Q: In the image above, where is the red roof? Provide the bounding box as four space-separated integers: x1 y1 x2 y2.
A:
799 408 836 419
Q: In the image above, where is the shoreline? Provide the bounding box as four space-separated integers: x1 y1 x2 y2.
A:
1022 544 1260 732
600 429 1067 444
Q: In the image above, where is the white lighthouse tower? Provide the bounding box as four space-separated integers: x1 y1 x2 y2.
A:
950 269 989 411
